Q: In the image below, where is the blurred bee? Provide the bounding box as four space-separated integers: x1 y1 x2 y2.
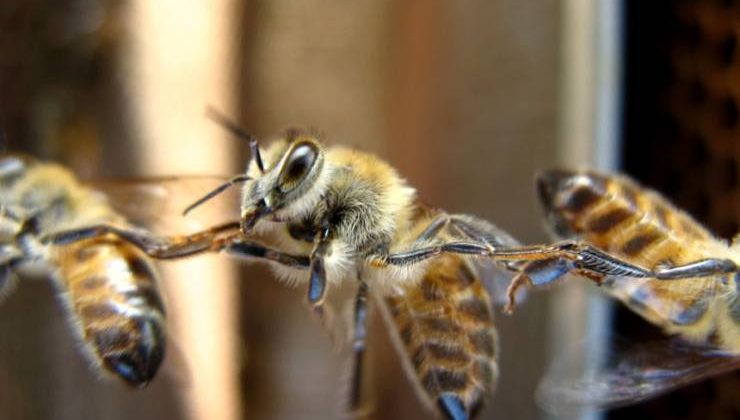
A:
506 170 740 409
46 113 648 419
0 154 166 387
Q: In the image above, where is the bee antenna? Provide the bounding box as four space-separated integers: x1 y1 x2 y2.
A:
182 174 252 216
205 106 265 173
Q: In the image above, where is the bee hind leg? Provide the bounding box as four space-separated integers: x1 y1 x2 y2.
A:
504 244 670 313
376 231 653 315
654 258 738 280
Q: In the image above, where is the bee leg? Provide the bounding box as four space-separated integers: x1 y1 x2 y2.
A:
307 227 332 305
349 281 369 413
42 222 240 258
379 241 490 266
446 216 655 279
503 244 681 313
380 239 648 278
44 221 313 268
223 240 310 268
553 243 652 278
503 258 578 314
378 239 540 267
382 214 519 265
390 214 541 269
654 258 738 280
380 239 653 313
466 241 651 280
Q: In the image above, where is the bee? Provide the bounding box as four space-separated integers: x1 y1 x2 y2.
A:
46 113 655 419
0 154 166 387
506 169 740 409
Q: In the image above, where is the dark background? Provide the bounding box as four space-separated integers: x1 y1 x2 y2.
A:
617 0 740 419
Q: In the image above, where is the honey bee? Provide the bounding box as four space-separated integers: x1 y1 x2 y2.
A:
506 169 740 409
0 154 166 387
45 112 653 418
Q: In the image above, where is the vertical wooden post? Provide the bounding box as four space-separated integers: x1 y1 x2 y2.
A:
126 2 242 420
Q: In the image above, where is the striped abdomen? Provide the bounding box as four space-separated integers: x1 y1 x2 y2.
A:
537 170 734 345
537 170 718 269
386 254 498 420
53 234 166 386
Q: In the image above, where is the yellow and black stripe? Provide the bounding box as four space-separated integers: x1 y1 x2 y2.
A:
386 253 498 419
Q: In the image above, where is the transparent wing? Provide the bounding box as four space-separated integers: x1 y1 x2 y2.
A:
537 334 740 415
475 249 524 308
369 286 440 417
88 175 240 234
442 213 526 308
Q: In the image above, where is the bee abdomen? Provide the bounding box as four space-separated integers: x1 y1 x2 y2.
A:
537 170 713 267
55 236 166 387
388 255 498 419
86 310 165 386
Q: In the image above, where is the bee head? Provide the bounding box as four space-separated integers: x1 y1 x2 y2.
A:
184 109 329 234
240 128 326 233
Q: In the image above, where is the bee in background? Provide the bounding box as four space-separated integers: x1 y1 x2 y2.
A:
45 111 654 419
0 155 166 387
506 169 740 409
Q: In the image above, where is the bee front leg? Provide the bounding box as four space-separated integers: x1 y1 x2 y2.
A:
223 240 310 268
43 222 314 269
42 222 241 258
307 227 332 305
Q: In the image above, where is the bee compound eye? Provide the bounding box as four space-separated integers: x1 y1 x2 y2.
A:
279 143 318 190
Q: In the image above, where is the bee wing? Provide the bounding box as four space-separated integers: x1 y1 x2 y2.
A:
443 214 526 307
88 176 241 234
473 250 524 309
537 334 740 415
